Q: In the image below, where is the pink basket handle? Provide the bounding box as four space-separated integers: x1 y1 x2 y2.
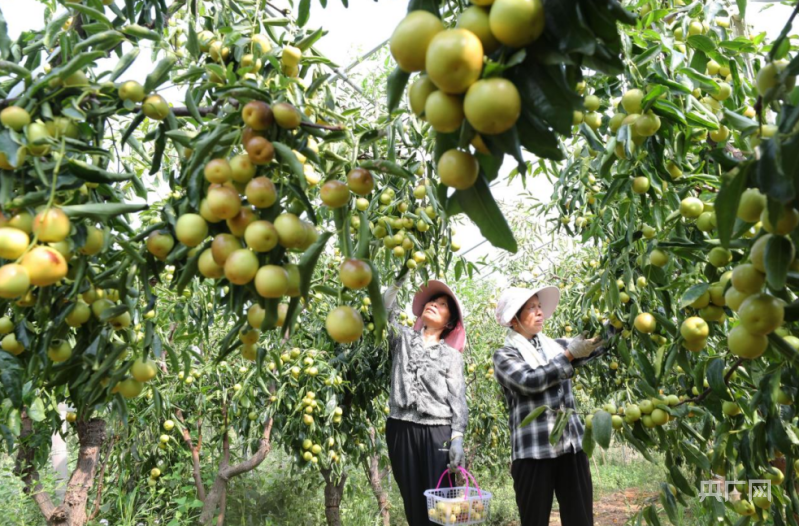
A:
434 468 455 490
457 466 483 499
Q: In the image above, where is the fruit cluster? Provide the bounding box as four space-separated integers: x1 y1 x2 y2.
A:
391 0 544 191
428 497 488 524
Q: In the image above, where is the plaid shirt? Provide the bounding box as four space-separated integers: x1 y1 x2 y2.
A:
493 335 584 460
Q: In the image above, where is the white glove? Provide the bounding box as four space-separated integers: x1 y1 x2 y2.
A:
382 273 409 310
567 333 603 359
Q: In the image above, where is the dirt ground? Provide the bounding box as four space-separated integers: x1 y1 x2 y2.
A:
548 488 654 526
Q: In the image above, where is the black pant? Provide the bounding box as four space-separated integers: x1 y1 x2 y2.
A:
511 451 594 526
386 418 452 526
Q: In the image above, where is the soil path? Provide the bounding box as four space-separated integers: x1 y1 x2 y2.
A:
548 488 654 525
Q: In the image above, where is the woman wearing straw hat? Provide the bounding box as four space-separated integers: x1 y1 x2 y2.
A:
493 285 604 526
383 277 468 526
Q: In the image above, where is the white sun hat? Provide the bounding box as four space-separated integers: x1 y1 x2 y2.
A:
495 286 561 327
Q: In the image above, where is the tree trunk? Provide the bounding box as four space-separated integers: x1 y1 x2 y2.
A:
198 418 273 525
364 455 391 526
49 419 107 526
17 414 107 526
322 468 348 526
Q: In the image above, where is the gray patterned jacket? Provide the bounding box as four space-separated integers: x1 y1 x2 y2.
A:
385 287 468 437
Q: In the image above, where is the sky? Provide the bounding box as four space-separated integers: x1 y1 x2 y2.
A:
2 0 798 279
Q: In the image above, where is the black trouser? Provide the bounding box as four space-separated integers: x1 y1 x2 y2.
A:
386 418 452 526
511 451 593 526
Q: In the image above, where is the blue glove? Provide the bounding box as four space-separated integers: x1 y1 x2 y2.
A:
448 437 464 472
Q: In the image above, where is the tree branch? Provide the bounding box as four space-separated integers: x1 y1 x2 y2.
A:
175 409 206 501
219 418 274 480
677 358 744 407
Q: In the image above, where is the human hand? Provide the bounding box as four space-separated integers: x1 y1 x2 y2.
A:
567 333 604 359
448 437 464 472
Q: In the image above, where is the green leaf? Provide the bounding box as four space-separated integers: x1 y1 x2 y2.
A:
687 35 716 53
453 176 518 253
765 234 793 290
28 397 45 422
756 139 794 204
582 425 595 457
67 159 134 183
715 163 750 247
679 283 709 309
0 7 10 60
652 100 687 125
144 56 177 93
273 141 306 185
366 260 387 338
767 334 799 368
659 484 679 526
298 232 333 300
707 358 732 401
549 410 570 445
60 203 148 220
509 62 579 135
67 4 112 28
387 67 410 114
297 0 311 26
518 405 546 428
358 159 415 180
516 111 563 161
593 410 612 449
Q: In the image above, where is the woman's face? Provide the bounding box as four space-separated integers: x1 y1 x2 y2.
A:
421 295 452 330
513 295 544 336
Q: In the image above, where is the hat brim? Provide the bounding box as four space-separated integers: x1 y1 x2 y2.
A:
497 286 560 327
412 280 466 352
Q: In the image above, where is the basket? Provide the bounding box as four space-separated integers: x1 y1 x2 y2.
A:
424 467 492 525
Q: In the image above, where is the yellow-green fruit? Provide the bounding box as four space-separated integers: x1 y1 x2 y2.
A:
634 113 661 137
584 95 600 112
621 89 644 114
634 313 657 334
425 91 464 133
584 112 602 130
117 378 143 399
408 76 437 117
722 401 741 416
390 11 444 73
711 82 732 101
709 282 726 306
751 234 795 273
731 264 765 294
175 214 208 247
756 60 796 97
738 293 784 336
131 358 158 382
26 122 51 156
118 80 146 103
47 340 72 362
681 317 709 342
666 161 682 179
0 317 13 334
457 6 500 54
696 211 716 232
709 125 729 143
727 325 768 359
0 227 30 260
425 29 483 94
707 247 732 268
142 95 170 120
680 197 704 219
488 0 545 48
0 107 31 131
632 176 650 194
573 111 584 125
650 408 669 426
761 208 799 236
725 287 750 312
737 188 766 222
438 149 479 190
463 78 521 135
649 249 669 267
699 305 725 322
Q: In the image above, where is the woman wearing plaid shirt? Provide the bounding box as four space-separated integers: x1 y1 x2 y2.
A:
493 286 603 526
